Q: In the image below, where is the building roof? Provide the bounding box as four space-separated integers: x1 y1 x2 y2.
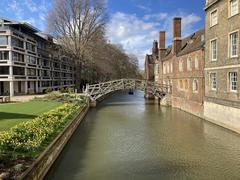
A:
0 17 39 33
162 28 205 61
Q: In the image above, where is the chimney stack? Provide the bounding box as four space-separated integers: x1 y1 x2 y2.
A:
172 17 182 55
159 31 166 60
152 40 158 57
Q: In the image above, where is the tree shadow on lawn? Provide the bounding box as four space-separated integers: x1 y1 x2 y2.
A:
0 112 37 121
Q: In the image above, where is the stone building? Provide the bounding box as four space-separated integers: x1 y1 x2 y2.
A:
204 0 240 132
145 17 205 117
0 18 75 96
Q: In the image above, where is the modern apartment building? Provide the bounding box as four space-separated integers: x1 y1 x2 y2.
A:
0 18 75 96
204 0 240 132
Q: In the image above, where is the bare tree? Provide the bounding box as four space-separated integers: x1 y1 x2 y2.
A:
48 0 107 56
47 0 108 89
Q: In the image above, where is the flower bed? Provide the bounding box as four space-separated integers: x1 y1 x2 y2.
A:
0 94 88 179
0 103 80 155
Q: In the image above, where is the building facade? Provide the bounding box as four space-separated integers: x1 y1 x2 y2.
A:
204 0 240 132
145 18 205 117
0 18 75 96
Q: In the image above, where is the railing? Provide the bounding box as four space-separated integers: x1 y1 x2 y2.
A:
84 79 171 101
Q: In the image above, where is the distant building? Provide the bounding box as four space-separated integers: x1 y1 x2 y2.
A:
145 17 205 117
0 18 75 96
204 0 240 131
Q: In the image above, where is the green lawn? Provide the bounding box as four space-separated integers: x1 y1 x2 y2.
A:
0 100 61 131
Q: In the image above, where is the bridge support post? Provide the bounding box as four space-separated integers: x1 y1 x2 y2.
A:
90 100 97 107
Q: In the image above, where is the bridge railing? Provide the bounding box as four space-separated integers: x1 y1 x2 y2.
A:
84 79 172 101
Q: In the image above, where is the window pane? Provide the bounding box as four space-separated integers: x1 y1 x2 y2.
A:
230 32 238 57
0 36 8 45
230 72 237 91
211 40 217 60
231 0 238 16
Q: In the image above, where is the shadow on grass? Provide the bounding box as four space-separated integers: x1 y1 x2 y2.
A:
0 112 37 121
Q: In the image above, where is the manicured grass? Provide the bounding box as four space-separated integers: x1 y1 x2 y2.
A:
0 100 61 131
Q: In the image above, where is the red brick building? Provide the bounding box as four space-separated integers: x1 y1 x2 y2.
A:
145 17 205 117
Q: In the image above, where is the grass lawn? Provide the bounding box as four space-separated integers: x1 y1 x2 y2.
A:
0 100 61 131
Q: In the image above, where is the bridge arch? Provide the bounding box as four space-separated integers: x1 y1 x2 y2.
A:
84 79 171 103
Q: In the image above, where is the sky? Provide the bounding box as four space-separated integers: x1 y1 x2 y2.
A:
0 0 205 69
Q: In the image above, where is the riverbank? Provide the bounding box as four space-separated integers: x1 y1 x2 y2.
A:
0 93 89 179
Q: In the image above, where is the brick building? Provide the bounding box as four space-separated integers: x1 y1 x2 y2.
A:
145 17 205 117
204 0 240 132
0 18 75 96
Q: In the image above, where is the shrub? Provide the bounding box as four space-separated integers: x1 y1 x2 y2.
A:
0 103 81 155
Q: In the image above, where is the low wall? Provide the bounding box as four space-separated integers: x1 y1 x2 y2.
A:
204 101 240 134
172 96 204 118
19 103 90 180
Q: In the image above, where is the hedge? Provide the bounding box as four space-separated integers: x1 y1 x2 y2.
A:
0 103 81 155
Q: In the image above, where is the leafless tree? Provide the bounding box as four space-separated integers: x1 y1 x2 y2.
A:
47 0 108 88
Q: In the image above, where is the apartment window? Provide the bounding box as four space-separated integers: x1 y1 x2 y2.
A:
0 66 9 75
193 79 198 93
210 73 217 90
26 42 36 52
179 80 183 89
230 0 239 17
27 55 37 65
229 72 238 92
195 56 199 70
163 63 166 74
12 52 24 62
27 68 36 76
230 31 238 57
13 67 25 75
0 51 9 60
0 36 8 45
187 57 192 71
179 59 183 72
211 39 217 61
210 9 218 27
11 37 24 48
185 79 188 90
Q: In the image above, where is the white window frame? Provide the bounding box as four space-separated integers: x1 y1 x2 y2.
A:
210 72 217 91
210 9 218 27
229 72 238 92
210 38 217 61
229 30 239 58
193 79 198 93
229 0 239 17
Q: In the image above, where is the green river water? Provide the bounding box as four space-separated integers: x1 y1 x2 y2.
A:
45 91 240 180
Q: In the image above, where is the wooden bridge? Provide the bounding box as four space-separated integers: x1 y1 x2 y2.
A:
84 79 171 105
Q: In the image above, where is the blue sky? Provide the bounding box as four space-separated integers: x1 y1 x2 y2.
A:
0 0 205 69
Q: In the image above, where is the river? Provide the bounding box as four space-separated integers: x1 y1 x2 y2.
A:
45 91 240 180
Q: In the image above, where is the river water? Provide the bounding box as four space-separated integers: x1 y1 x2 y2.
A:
45 91 240 180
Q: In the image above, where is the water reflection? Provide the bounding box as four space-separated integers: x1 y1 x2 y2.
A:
45 91 240 180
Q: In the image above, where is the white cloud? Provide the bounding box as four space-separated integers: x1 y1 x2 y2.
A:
143 13 168 21
107 12 159 69
136 5 152 13
107 11 202 70
5 0 50 31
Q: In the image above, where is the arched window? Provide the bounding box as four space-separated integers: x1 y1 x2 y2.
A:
187 57 192 71
193 79 198 93
179 59 183 72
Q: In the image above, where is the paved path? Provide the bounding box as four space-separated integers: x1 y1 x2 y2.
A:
11 95 46 102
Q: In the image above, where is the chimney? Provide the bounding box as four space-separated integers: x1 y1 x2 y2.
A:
172 17 182 55
159 31 166 60
152 40 158 57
